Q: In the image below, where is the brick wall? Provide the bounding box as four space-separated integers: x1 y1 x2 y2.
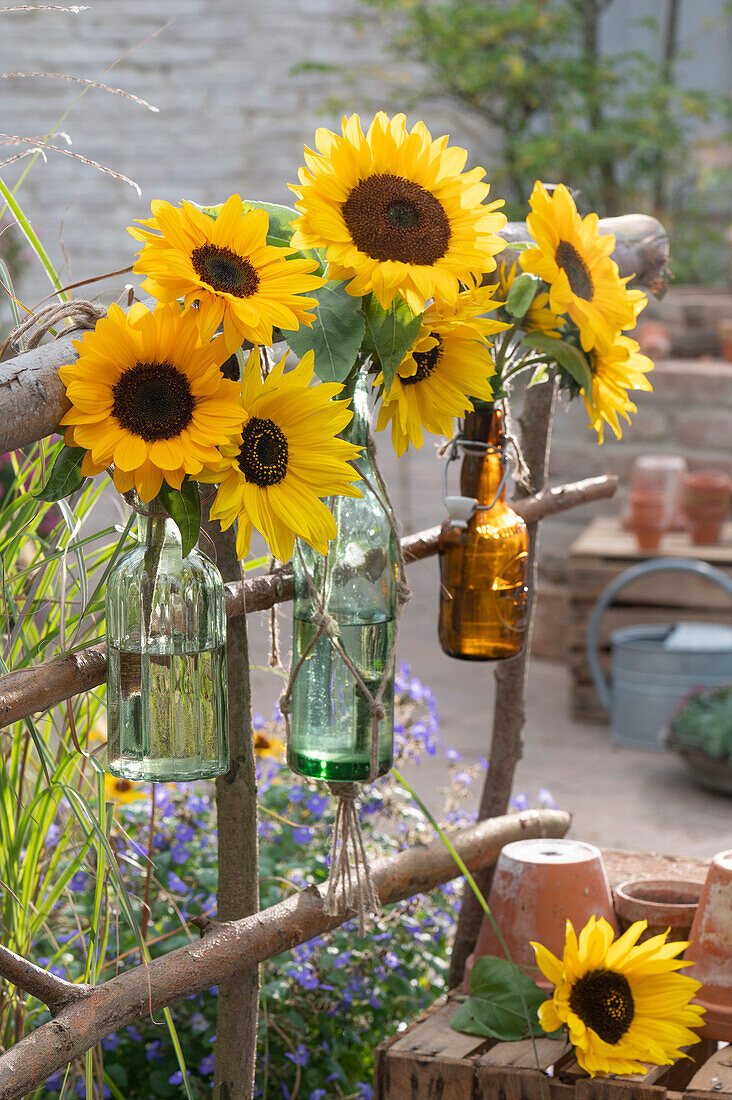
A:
0 1 500 306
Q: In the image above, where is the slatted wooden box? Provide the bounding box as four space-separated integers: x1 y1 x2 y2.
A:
568 516 732 723
374 997 726 1100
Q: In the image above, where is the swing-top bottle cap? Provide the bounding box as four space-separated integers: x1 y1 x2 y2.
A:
445 495 477 529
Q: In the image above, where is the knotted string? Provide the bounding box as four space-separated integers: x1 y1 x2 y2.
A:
9 298 107 350
279 423 411 932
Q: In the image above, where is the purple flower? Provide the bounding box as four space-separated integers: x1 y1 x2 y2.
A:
252 712 266 730
538 787 558 808
446 748 462 764
285 1043 310 1067
167 871 187 893
44 823 61 847
357 1084 374 1100
309 1091 327 1100
102 1032 120 1051
126 1025 142 1042
146 1039 164 1062
384 951 400 969
334 951 351 969
170 842 189 865
69 871 87 891
168 1070 190 1085
454 770 473 786
190 1011 209 1032
305 793 329 817
287 966 319 990
175 823 195 843
292 826 313 845
478 755 489 771
44 1072 63 1090
509 792 529 811
186 793 209 814
368 992 382 1009
288 785 304 804
199 1053 215 1075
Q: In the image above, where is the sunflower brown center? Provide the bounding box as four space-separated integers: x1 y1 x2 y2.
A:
114 779 134 793
341 174 451 265
237 416 289 487
191 243 260 298
569 969 634 1045
401 334 443 386
112 362 195 442
555 240 594 301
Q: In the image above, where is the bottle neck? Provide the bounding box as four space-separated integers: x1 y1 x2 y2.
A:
133 496 182 552
338 368 371 450
459 406 507 505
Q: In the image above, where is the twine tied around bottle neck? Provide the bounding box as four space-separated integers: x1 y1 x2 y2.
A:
9 299 107 351
278 423 411 934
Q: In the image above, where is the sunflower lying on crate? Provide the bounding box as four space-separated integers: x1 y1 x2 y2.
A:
42 111 656 560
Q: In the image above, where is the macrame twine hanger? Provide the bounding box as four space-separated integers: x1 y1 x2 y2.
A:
279 422 411 934
9 298 107 351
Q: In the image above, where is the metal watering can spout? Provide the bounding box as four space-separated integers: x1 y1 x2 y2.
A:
585 557 732 748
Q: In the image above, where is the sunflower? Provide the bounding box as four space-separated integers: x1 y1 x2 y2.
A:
254 730 285 759
375 285 508 455
290 112 507 314
198 349 362 563
59 303 245 502
129 194 323 352
520 182 638 354
533 916 704 1077
498 261 563 337
584 334 654 443
104 774 145 806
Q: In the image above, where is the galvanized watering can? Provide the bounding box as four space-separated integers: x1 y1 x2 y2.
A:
586 557 732 750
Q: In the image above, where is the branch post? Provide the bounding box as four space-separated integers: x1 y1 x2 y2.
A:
202 506 260 1100
0 807 570 1099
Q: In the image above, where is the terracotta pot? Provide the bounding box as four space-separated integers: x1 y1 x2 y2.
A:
628 490 667 551
681 472 731 545
462 838 617 993
614 878 701 943
684 848 732 1042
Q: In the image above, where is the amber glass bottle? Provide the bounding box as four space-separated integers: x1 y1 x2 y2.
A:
438 406 529 660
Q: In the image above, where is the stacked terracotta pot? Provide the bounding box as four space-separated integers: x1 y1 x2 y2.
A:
681 471 732 546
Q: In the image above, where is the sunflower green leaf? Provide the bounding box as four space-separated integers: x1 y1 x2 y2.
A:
158 478 201 557
505 272 540 319
522 333 593 393
283 281 365 383
33 444 87 502
450 955 548 1041
364 295 423 394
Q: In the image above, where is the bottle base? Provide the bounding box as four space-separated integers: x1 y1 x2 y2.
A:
439 644 525 662
287 750 392 783
108 757 229 783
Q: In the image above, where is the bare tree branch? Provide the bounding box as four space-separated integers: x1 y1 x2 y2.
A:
0 808 570 1099
0 945 93 1014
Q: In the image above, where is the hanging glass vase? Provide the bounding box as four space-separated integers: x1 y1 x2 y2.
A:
438 405 529 660
287 369 398 782
106 493 229 781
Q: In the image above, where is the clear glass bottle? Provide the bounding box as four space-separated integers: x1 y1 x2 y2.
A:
438 406 529 660
106 495 229 781
288 370 398 782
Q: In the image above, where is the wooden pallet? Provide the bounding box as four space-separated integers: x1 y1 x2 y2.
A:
374 997 725 1100
567 516 732 724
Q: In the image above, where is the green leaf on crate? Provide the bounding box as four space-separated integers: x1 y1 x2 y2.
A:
450 955 548 1041
33 445 87 502
283 281 365 383
505 272 540 319
522 333 593 393
158 478 201 558
364 295 423 394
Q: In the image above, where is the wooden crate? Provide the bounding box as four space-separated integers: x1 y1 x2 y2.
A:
375 996 725 1100
567 516 732 723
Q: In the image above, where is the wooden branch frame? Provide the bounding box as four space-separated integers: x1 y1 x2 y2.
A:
0 807 570 1099
0 474 618 730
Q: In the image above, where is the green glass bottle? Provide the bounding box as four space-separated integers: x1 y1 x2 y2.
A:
105 495 229 782
288 370 398 782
